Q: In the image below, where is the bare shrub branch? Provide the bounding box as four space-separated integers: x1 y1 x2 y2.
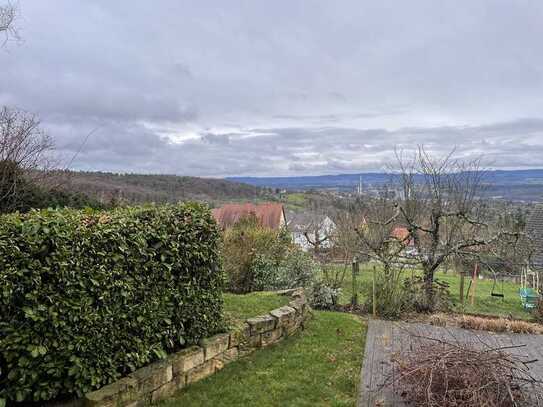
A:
387 334 543 406
0 106 54 211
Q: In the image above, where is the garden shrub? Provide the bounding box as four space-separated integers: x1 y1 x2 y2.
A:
222 216 317 293
249 253 284 291
402 276 453 313
0 203 224 402
309 263 349 310
361 268 409 319
310 280 342 310
253 249 317 291
222 215 292 293
362 270 453 319
274 249 316 290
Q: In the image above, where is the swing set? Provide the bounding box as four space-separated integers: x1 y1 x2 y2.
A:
462 261 539 308
463 262 505 306
490 272 504 298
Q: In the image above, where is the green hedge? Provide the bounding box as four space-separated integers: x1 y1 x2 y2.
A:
0 203 224 402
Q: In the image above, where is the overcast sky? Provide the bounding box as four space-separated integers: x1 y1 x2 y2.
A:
2 1 543 177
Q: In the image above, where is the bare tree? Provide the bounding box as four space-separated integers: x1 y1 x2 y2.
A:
0 2 18 46
333 206 365 263
302 215 331 260
387 146 523 310
295 199 335 260
0 107 53 212
355 190 409 274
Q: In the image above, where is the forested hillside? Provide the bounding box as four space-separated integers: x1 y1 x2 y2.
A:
56 171 269 206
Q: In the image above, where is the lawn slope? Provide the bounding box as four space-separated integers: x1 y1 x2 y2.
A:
160 311 365 407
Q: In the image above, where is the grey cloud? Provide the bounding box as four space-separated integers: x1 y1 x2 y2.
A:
49 118 543 176
1 0 543 176
200 133 230 145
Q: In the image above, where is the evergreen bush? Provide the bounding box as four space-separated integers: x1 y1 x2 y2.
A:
0 203 223 402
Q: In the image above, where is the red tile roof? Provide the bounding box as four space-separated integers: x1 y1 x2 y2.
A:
212 202 285 230
391 226 413 246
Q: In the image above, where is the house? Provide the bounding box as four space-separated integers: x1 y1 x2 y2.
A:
390 226 417 257
391 226 415 246
526 204 543 270
288 211 336 251
212 202 287 230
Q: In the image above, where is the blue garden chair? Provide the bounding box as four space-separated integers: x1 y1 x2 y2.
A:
519 287 539 310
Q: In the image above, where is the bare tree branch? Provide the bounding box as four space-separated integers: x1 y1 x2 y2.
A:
0 106 53 212
0 2 19 47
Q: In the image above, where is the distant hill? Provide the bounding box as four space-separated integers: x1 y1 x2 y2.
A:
228 169 543 202
56 171 268 206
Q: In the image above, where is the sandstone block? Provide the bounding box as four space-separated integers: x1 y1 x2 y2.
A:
261 328 283 347
291 288 305 298
200 333 230 360
270 306 296 328
288 299 305 315
245 332 262 348
129 360 173 394
284 318 302 336
84 384 120 407
186 359 215 384
123 397 150 407
229 323 250 348
216 347 239 367
85 377 138 407
169 346 204 376
150 379 178 403
275 288 299 296
246 314 276 335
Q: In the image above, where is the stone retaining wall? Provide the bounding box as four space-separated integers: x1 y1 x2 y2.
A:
84 288 311 406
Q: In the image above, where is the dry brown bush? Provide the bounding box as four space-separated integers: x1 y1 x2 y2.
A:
429 313 543 335
388 337 543 406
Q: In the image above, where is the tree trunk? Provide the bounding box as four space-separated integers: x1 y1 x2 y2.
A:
423 267 435 312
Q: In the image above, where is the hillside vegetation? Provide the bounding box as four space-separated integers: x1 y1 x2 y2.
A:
56 171 271 206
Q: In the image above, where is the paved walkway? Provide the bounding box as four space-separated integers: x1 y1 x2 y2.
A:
358 319 543 406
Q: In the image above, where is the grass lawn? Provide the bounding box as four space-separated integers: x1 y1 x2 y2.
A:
435 272 531 320
282 192 309 211
223 291 289 322
161 295 366 407
334 263 532 320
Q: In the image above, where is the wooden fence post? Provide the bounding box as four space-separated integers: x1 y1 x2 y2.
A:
459 271 465 307
470 263 479 306
351 260 359 306
372 265 377 318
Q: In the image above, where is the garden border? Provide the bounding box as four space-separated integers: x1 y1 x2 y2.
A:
82 288 311 406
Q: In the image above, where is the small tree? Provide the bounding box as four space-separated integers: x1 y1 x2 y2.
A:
353 193 415 316
0 107 53 213
300 202 335 261
355 190 408 274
